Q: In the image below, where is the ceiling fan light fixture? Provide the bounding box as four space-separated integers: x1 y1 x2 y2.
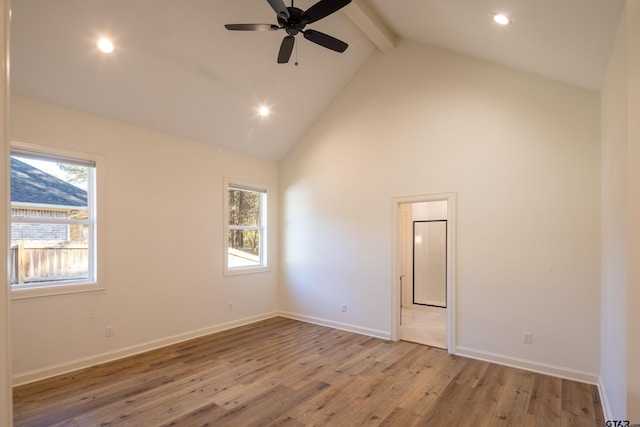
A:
97 38 114 53
493 14 511 26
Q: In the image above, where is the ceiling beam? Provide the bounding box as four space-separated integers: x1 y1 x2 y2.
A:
343 0 395 53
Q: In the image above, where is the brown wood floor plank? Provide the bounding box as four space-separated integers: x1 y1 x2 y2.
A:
591 383 606 427
284 373 371 425
71 363 237 426
452 357 490 388
417 380 476 425
158 401 227 427
561 379 599 427
13 317 605 426
379 407 421 427
260 380 331 425
490 369 535 426
456 363 512 427
16 372 176 427
266 415 307 427
524 413 561 427
398 353 468 415
528 373 562 421
349 374 421 425
45 420 80 427
208 384 295 426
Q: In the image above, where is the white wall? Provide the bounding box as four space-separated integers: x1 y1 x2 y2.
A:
280 38 601 379
628 2 640 419
10 95 279 382
1 0 12 423
601 0 640 421
601 4 628 418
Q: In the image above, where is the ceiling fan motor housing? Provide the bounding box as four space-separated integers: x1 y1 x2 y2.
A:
278 7 307 35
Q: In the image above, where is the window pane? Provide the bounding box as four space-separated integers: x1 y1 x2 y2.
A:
228 188 261 227
228 229 261 268
10 225 90 284
10 153 94 286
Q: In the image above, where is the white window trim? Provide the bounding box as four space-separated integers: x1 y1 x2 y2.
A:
10 140 106 299
223 177 270 276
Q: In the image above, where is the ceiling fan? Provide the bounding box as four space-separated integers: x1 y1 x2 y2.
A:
225 0 352 64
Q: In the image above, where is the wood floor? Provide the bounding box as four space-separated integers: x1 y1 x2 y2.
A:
13 317 604 427
400 306 447 349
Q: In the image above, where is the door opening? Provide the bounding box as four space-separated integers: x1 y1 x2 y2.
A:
391 193 456 353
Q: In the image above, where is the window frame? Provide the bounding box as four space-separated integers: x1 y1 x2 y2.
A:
223 177 269 276
10 140 105 299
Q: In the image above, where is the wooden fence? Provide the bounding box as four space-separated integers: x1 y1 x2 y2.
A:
10 244 89 284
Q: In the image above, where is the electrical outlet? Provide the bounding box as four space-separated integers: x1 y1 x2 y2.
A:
105 326 114 337
342 304 347 312
522 331 532 344
228 303 233 311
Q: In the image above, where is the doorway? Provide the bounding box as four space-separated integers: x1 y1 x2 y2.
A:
391 193 456 353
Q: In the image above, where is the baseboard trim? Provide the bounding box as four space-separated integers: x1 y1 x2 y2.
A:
278 311 391 340
12 312 279 387
598 377 613 421
456 346 599 384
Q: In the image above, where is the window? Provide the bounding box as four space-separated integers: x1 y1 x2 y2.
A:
224 179 268 274
10 144 99 295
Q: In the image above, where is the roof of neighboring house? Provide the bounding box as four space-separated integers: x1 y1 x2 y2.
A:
10 158 88 207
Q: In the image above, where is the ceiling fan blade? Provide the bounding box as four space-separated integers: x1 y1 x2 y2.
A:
267 0 290 20
278 35 295 63
225 24 280 31
301 0 352 25
303 29 348 52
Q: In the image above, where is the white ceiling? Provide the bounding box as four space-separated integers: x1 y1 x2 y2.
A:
10 0 625 161
367 0 625 92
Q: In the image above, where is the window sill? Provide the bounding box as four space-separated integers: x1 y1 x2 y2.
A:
224 266 270 277
11 282 105 300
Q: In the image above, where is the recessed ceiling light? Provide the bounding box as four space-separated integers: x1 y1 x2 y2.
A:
97 38 114 53
258 106 270 117
493 14 511 26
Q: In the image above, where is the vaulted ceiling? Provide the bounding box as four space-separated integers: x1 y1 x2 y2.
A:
10 0 625 160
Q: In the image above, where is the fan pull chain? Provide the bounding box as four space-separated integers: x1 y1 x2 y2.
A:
292 0 297 65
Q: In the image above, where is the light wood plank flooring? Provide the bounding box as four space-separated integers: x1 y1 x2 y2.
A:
13 317 604 426
400 307 447 349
